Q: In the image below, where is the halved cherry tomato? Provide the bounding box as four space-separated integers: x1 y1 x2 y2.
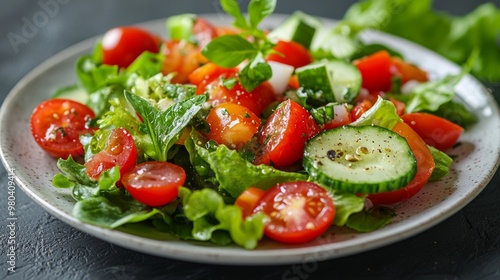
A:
84 128 138 180
351 99 373 121
254 100 320 168
402 113 464 151
207 76 277 116
253 181 335 244
391 57 428 84
322 103 352 130
102 27 160 69
368 122 435 205
30 99 96 158
193 17 218 48
266 40 313 69
206 103 261 149
188 62 237 94
121 161 186 207
354 50 394 92
161 40 207 84
389 97 406 116
234 187 266 218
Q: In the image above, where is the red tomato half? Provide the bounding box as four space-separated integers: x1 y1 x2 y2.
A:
84 128 138 180
188 62 237 94
354 50 394 92
254 100 320 168
193 17 218 48
253 181 335 244
391 57 428 84
121 161 186 207
207 76 277 116
102 27 160 68
402 113 464 151
206 103 261 149
161 40 206 84
368 122 435 205
266 40 313 69
30 99 96 158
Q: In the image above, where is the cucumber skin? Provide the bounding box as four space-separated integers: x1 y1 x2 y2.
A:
303 125 417 194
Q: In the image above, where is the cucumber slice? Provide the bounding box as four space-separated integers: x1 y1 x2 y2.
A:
52 85 89 104
296 59 361 104
166 14 196 41
268 11 321 49
303 125 417 194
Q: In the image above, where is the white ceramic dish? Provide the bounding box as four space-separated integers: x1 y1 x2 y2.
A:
1 15 499 265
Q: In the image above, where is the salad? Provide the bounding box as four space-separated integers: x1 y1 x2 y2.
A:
29 0 478 249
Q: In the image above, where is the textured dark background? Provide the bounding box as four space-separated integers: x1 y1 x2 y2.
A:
1 0 500 279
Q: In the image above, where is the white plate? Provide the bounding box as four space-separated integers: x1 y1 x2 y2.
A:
1 15 500 265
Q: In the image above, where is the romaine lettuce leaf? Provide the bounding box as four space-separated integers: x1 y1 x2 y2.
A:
345 206 396 232
350 96 402 129
428 145 453 181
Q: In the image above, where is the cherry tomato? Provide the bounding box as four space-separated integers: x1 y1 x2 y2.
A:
102 27 160 68
322 103 352 130
188 62 237 94
254 100 320 168
30 99 96 158
234 187 266 218
253 181 335 244
84 128 138 180
402 113 464 151
193 17 218 48
351 99 373 121
206 103 261 149
391 57 428 84
267 40 313 69
207 76 277 116
368 122 435 205
354 50 394 92
121 161 186 207
161 40 207 84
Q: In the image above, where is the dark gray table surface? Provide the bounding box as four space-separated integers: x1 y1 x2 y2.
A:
1 1 500 279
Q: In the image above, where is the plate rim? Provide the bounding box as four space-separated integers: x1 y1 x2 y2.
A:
1 14 500 265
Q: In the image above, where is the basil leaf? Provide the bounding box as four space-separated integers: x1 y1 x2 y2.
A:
238 53 272 92
248 0 277 28
202 35 257 68
220 0 248 29
125 91 206 162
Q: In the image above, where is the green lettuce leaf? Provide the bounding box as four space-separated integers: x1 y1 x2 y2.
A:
428 145 453 181
52 156 120 201
179 187 267 249
350 96 402 129
345 206 396 232
190 136 307 198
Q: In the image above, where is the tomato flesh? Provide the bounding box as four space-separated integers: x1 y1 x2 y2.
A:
84 128 138 180
391 57 428 84
121 161 186 207
267 40 313 69
254 100 320 168
102 27 160 68
193 17 218 48
30 99 96 158
354 50 395 92
161 40 207 84
235 187 266 218
351 99 373 122
253 181 335 244
402 113 464 151
206 103 261 149
368 122 435 205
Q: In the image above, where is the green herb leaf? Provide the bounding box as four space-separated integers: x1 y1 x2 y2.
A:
220 0 248 29
428 145 453 181
248 0 277 28
125 91 206 161
202 35 258 68
238 53 272 92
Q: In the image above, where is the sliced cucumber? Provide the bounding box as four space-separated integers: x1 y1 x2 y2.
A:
268 11 321 49
296 59 361 104
52 84 89 104
303 125 417 194
166 14 196 41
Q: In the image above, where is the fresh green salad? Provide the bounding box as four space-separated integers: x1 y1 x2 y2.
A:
29 0 480 249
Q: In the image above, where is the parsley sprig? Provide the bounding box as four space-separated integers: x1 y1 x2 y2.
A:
202 0 277 92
